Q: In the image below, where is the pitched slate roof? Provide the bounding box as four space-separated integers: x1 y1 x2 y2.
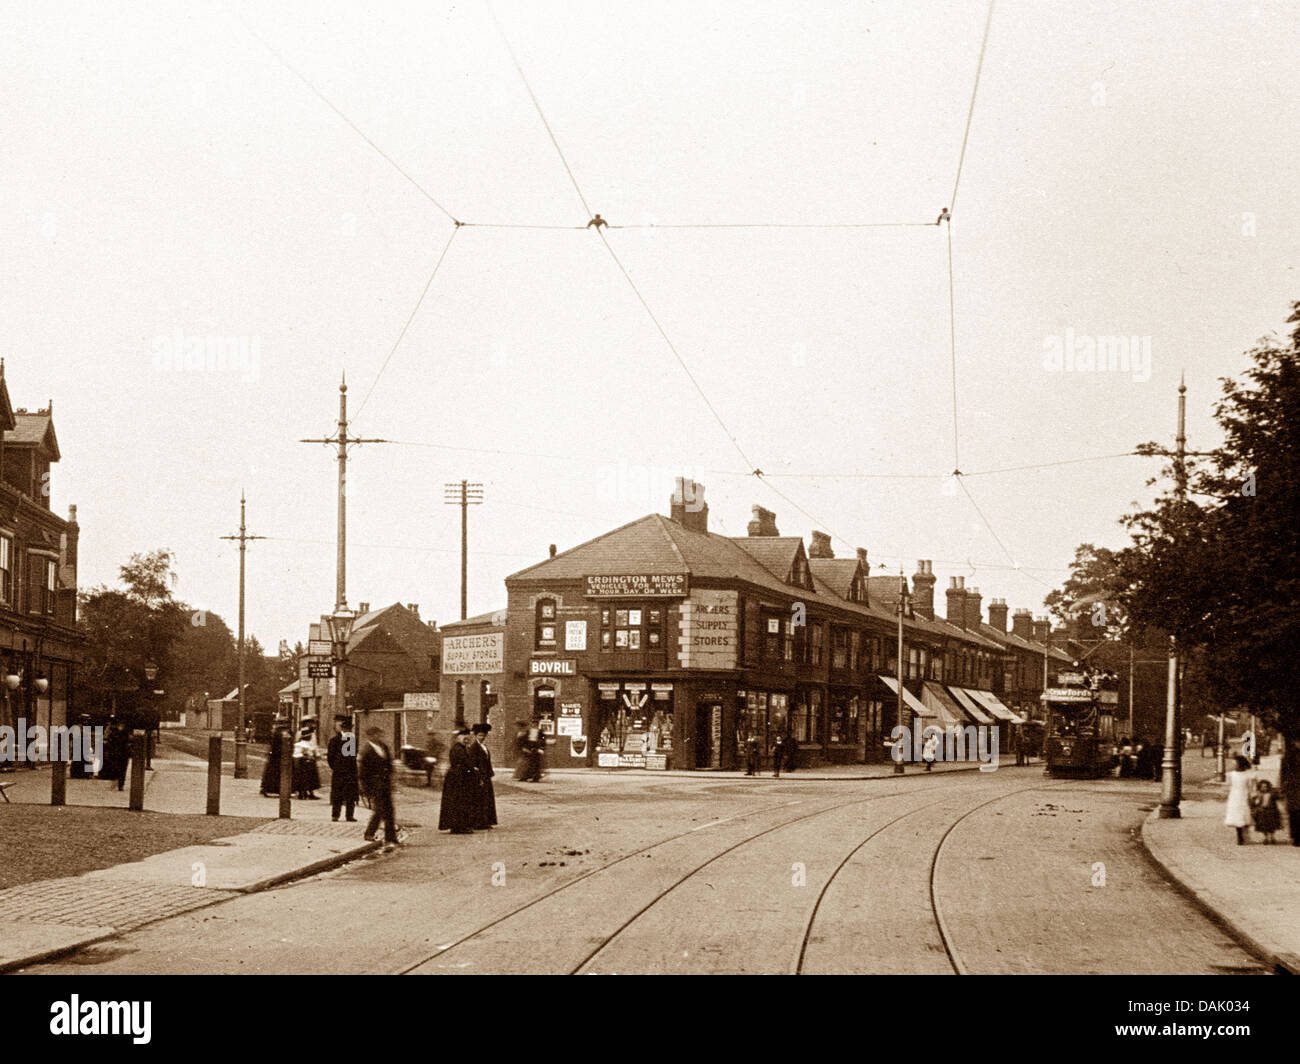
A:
5 412 59 459
808 558 861 599
442 609 506 630
730 537 804 583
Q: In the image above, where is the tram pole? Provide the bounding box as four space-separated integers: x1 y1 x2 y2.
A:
894 569 905 774
1157 377 1187 819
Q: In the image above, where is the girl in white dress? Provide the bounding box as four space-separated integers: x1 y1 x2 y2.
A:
1224 754 1254 845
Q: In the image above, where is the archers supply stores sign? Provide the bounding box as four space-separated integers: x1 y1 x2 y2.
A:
442 632 504 675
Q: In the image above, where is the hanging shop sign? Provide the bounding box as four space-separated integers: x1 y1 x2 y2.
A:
442 632 504 675
529 659 577 677
585 573 688 598
677 589 738 670
308 640 333 657
307 661 333 679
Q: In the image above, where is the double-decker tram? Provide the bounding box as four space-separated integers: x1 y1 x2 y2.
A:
1042 668 1120 778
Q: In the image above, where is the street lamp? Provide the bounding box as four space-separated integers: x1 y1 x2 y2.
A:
324 607 357 732
142 661 160 769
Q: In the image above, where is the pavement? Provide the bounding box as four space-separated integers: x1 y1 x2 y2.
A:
0 739 449 972
1141 749 1300 975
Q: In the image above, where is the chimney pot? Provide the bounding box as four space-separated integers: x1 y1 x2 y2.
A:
549 543 557 558
809 531 834 558
747 505 780 537
670 478 709 533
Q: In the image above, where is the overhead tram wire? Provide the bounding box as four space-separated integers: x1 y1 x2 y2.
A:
235 12 460 226
488 1 592 219
354 224 461 421
955 474 1053 589
949 0 996 216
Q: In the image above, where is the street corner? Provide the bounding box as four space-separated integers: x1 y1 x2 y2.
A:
0 921 117 973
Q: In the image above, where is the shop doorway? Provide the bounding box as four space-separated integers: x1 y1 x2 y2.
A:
696 702 722 769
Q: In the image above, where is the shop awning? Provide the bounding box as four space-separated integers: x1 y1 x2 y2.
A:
962 688 1026 725
946 686 995 725
921 682 972 728
879 676 935 719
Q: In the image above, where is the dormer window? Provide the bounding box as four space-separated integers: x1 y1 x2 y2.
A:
791 554 811 589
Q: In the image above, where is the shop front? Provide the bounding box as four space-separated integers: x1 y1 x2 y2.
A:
593 680 676 769
735 688 791 769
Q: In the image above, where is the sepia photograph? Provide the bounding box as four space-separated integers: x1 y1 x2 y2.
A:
2 0 1297 1044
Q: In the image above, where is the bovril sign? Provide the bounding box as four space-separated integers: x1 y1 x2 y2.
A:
529 659 577 677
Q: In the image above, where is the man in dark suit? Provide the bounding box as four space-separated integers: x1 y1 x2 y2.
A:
359 727 398 849
327 716 359 822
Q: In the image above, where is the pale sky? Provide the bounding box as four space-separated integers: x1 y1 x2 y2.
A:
6 0 1299 648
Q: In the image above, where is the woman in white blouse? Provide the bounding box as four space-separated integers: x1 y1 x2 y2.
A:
1224 754 1255 845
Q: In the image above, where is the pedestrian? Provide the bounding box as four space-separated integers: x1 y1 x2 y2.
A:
1118 736 1133 778
326 716 359 822
922 730 939 772
514 720 531 781
1250 779 1281 843
293 723 321 799
1281 737 1300 847
359 727 399 850
1224 754 1254 846
260 716 288 796
746 734 760 776
100 718 130 791
784 733 797 773
1015 723 1026 766
470 723 497 829
527 723 546 781
1147 743 1164 781
439 728 478 834
770 733 784 778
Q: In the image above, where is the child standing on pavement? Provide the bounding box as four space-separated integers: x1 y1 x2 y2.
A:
1224 754 1255 845
1250 778 1281 843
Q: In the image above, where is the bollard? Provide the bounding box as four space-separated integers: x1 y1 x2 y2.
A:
206 734 222 816
128 733 146 811
51 758 66 807
279 730 293 820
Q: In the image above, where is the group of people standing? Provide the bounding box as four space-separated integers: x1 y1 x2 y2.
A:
1225 739 1300 847
1116 737 1163 780
258 717 325 800
744 733 798 777
438 723 497 834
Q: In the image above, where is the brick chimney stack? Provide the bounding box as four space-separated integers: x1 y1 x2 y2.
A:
747 505 780 537
946 575 967 627
1032 616 1051 644
406 603 420 619
911 561 936 619
358 602 370 616
856 547 868 568
964 587 983 631
987 598 1009 633
670 477 709 533
1011 608 1033 640
809 531 834 558
549 543 557 558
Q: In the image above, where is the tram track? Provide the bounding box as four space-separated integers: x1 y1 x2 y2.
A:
794 780 1070 975
400 785 943 975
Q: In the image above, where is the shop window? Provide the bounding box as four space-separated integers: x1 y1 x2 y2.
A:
535 598 558 649
792 693 810 743
809 688 823 743
599 602 663 651
533 684 556 734
596 686 673 756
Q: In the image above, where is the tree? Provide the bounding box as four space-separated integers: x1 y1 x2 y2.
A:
1122 301 1300 739
1043 543 1131 640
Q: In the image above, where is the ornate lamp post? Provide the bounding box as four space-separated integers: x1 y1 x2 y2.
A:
324 608 357 731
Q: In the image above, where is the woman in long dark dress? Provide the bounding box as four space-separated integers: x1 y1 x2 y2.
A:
439 729 478 834
260 719 288 796
470 723 497 829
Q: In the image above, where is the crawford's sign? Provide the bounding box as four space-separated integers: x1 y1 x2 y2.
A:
529 658 577 676
585 573 688 598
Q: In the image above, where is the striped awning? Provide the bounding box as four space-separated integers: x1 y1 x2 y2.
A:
947 686 995 725
963 687 1026 725
922 682 974 727
880 676 935 718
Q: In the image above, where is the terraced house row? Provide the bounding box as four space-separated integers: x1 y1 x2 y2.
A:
441 479 1074 772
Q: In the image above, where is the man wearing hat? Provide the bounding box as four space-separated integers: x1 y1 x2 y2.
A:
470 723 498 829
359 727 399 850
327 716 359 822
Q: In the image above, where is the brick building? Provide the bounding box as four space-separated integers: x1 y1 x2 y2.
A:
0 364 81 746
492 479 1065 771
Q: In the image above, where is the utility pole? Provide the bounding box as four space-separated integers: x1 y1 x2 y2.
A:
302 375 387 726
1158 376 1188 819
1127 643 1135 741
444 480 483 620
220 493 265 778
301 375 388 614
894 569 906 774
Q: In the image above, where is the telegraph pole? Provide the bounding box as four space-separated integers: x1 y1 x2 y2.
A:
444 480 483 620
301 375 387 724
220 493 265 778
1158 376 1188 819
